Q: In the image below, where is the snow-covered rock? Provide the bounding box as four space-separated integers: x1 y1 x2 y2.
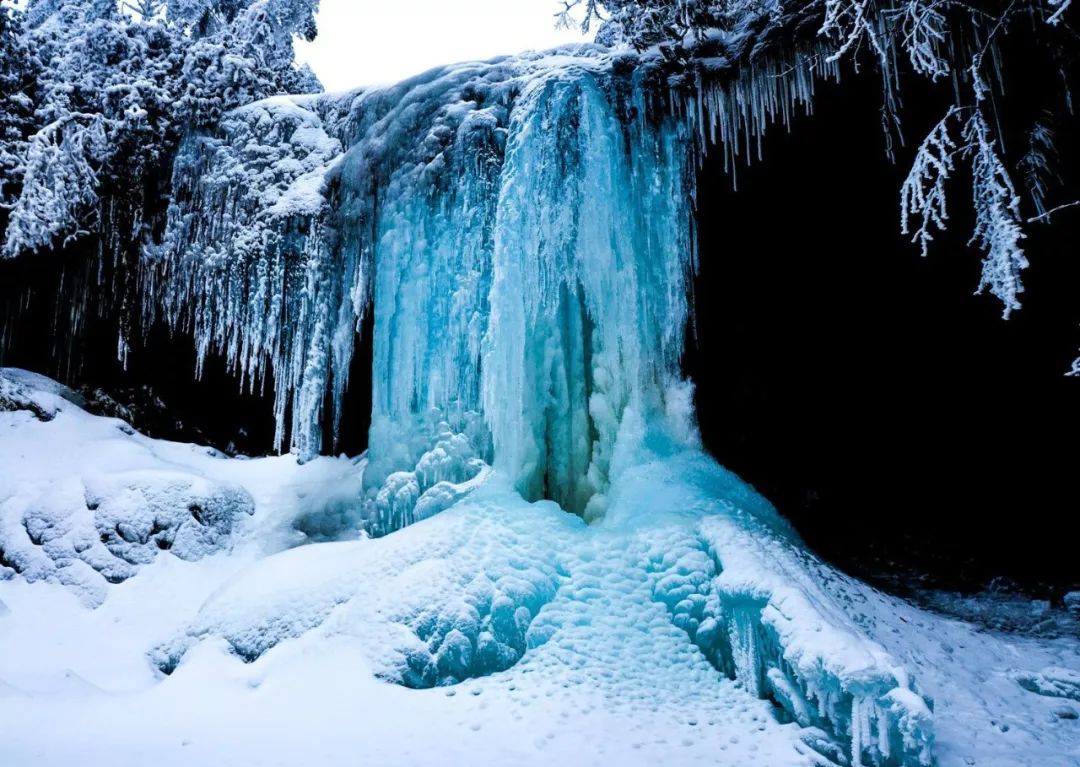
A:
0 368 359 607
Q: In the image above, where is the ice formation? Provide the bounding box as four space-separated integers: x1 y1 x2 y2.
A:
151 452 935 766
144 44 837 527
126 44 952 765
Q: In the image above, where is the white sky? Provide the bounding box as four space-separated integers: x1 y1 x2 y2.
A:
296 0 591 92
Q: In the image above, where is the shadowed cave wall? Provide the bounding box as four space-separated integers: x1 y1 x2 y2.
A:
687 65 1080 596
0 248 374 458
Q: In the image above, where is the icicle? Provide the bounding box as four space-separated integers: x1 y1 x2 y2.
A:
684 45 842 182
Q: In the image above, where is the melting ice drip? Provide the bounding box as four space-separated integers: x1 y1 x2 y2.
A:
145 45 834 532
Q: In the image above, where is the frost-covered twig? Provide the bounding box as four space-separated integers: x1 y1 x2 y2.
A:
1019 117 1060 218
1047 0 1072 25
819 0 888 64
901 107 959 257
902 108 1029 318
899 0 950 79
1028 198 1080 224
963 111 1028 318
556 0 604 33
968 0 1018 102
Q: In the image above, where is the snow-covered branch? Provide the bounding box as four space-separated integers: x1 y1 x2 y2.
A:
819 0 887 64
1027 198 1080 224
963 111 1028 318
2 114 109 257
1047 0 1072 25
901 107 958 257
901 108 1029 317
898 0 950 79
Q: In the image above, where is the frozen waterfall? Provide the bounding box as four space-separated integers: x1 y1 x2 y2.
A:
144 44 834 529
38 42 940 767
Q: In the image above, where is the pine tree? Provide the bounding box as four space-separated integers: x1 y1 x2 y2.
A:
0 6 38 206
1 0 323 258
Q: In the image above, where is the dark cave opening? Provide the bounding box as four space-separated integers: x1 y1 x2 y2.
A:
686 62 1080 596
0 247 375 458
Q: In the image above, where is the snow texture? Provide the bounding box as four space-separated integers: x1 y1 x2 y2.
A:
2 376 1079 766
0 368 360 607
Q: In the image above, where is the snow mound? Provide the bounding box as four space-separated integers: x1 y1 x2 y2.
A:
0 370 255 606
1 467 253 606
1014 667 1080 701
154 481 573 687
0 369 264 606
158 453 934 766
0 367 85 420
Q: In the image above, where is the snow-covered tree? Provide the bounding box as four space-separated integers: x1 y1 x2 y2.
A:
0 6 38 206
0 0 321 258
3 113 110 254
169 0 319 125
177 0 320 127
2 0 181 254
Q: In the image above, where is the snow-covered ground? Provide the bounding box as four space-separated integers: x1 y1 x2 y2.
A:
1 369 1078 767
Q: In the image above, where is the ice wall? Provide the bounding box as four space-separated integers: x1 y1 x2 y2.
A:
145 44 835 527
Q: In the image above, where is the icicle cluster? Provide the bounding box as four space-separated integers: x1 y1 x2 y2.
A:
680 45 841 182
143 94 359 457
146 44 858 527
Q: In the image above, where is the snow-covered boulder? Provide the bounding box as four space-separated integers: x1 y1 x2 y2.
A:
153 481 572 687
0 369 255 606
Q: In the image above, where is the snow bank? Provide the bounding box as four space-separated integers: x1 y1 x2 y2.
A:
154 480 574 687
3 371 1080 766
155 449 934 766
0 368 358 607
